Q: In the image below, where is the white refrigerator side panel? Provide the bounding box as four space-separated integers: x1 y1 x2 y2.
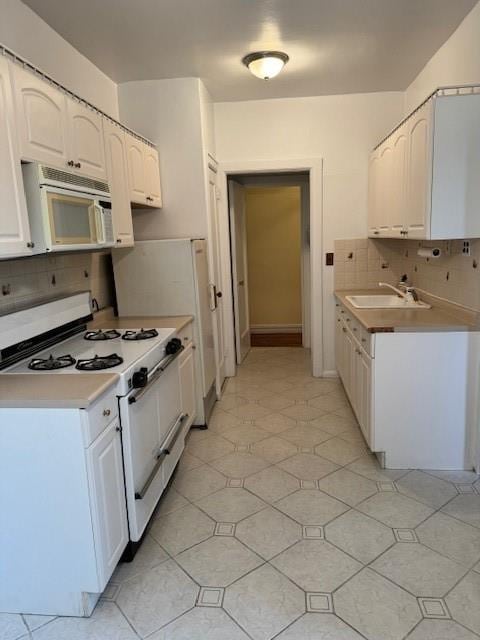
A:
113 240 196 316
192 239 216 394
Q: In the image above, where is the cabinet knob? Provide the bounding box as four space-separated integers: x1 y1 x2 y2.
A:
342 327 347 333
75 162 81 169
115 425 122 432
103 409 111 417
373 231 380 235
67 160 74 167
26 242 35 248
353 327 357 332
116 238 122 244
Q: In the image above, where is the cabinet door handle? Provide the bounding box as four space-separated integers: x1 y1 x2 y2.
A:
75 162 81 169
26 242 35 248
373 231 380 235
342 327 347 333
67 160 74 167
116 238 122 244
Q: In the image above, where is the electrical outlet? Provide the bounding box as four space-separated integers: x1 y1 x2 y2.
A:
462 241 471 256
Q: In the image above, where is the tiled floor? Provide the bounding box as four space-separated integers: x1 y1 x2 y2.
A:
6 347 480 639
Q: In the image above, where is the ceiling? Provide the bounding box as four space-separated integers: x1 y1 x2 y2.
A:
22 0 478 102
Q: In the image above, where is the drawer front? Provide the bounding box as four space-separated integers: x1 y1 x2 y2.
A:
177 322 194 362
84 389 119 446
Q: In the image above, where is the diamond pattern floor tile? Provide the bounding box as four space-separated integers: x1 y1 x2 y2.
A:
357 491 434 528
235 506 302 560
221 423 271 445
308 394 348 412
176 536 263 587
371 542 467 597
271 539 361 592
277 453 339 480
274 613 365 639
149 503 215 555
31 603 136 640
396 470 458 509
172 464 226 501
244 466 300 503
346 455 408 482
406 620 479 640
223 564 305 640
227 404 273 421
254 413 297 434
445 571 480 635
116 561 198 637
312 414 358 436
196 487 267 523
257 395 296 411
0 614 28 640
281 404 326 421
148 607 251 640
209 451 270 478
325 509 395 564
250 436 298 463
334 568 422 640
275 489 349 525
279 424 333 448
314 437 367 466
185 434 235 462
442 495 480 529
112 534 169 583
416 512 480 567
318 468 378 506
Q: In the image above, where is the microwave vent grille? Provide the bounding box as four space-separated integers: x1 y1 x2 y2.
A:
40 166 110 194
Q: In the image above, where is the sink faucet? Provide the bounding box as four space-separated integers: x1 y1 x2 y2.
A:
378 282 418 303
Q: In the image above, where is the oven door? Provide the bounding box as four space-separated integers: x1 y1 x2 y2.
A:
119 349 186 541
42 186 106 251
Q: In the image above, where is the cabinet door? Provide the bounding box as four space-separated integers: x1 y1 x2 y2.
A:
126 134 147 205
406 102 432 238
335 316 345 380
12 64 69 169
379 143 394 236
390 125 408 237
144 144 162 207
104 119 134 247
87 420 128 588
356 349 373 448
67 99 107 180
179 345 196 428
367 151 380 237
0 58 33 258
343 328 356 405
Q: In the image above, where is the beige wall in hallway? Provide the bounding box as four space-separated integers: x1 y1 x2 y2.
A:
245 186 302 328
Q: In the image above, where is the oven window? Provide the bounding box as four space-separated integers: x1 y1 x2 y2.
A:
47 193 96 245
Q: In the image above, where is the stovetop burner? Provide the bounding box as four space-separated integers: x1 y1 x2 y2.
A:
122 328 159 341
75 353 124 371
28 354 76 371
84 329 121 341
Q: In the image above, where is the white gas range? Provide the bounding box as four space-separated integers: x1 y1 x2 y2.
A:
1 292 189 554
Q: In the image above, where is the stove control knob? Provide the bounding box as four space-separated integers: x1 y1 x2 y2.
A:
132 367 148 388
166 338 182 355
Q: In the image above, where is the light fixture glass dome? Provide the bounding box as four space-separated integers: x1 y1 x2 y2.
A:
242 51 289 80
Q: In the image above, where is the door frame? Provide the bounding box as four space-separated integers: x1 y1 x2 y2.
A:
217 158 324 378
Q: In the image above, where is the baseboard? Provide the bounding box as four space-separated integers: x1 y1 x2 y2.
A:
250 324 302 334
322 370 339 378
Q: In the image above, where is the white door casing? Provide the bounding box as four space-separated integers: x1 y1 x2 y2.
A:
228 180 251 364
207 163 227 394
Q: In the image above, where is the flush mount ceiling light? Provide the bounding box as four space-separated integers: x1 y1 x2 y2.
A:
242 51 289 80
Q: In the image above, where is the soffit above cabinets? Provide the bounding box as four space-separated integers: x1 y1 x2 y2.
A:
21 0 477 101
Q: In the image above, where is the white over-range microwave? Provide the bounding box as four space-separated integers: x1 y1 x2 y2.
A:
22 163 115 253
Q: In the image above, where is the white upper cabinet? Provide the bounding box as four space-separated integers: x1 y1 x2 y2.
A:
126 134 162 207
0 58 33 258
104 119 134 247
368 94 480 240
144 144 162 207
368 93 480 240
12 64 69 169
66 98 107 181
405 101 432 238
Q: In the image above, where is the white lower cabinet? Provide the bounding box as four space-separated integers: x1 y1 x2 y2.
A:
335 299 474 470
0 388 128 616
179 342 196 430
86 418 128 588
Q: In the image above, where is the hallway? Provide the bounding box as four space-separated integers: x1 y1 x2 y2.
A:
20 348 480 640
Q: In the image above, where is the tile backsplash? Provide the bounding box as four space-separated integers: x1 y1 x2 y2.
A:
0 251 115 316
334 238 480 311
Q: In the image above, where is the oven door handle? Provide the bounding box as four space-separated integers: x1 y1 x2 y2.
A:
128 346 184 405
134 412 188 500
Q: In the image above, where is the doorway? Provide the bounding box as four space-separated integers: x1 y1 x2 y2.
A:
228 172 310 364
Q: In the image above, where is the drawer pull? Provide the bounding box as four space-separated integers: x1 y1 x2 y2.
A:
353 327 357 332
103 409 111 417
342 327 347 333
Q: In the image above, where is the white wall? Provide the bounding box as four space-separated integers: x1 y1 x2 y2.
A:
214 92 403 373
404 1 480 113
118 78 211 240
0 0 118 117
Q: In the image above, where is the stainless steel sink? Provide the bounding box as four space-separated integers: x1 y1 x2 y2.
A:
345 295 431 309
